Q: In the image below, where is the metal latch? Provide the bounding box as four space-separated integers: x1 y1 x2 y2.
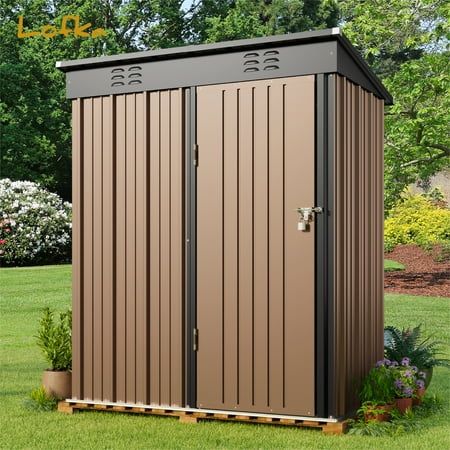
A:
296 207 323 231
193 328 198 351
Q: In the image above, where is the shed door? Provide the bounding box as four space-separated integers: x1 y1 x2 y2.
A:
196 76 316 416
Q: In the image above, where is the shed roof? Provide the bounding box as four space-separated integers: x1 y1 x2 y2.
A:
57 28 392 104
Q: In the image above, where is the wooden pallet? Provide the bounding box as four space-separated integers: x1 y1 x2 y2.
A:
58 401 347 435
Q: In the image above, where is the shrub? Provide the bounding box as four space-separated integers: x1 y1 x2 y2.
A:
23 386 58 412
384 192 450 252
0 178 72 266
36 308 72 371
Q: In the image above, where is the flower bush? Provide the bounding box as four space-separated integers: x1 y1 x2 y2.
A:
384 192 450 252
0 179 72 266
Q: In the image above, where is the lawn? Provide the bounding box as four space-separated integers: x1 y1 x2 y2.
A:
0 265 449 449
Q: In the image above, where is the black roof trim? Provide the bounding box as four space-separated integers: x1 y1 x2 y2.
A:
56 28 392 104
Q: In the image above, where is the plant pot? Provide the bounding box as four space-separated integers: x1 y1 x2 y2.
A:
363 403 394 422
413 387 426 406
395 397 413 414
42 370 71 399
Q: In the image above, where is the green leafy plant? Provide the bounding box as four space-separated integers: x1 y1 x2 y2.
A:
23 386 58 412
384 192 450 252
348 395 444 436
384 325 450 370
359 364 396 404
36 308 72 371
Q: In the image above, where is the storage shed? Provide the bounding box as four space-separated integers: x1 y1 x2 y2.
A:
57 28 392 426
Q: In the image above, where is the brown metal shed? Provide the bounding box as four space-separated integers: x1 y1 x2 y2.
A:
57 28 391 423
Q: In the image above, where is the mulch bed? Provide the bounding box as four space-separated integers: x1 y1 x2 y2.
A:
384 245 450 297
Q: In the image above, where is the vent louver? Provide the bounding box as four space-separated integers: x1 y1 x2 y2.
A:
110 65 142 87
242 50 280 73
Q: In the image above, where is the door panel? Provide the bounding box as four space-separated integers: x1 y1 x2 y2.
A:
196 76 316 416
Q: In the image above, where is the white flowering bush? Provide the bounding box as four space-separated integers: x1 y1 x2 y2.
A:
0 179 72 266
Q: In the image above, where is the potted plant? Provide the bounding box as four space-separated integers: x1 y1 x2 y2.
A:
36 308 72 399
358 360 396 422
391 357 417 413
413 373 427 406
357 401 394 422
384 325 449 388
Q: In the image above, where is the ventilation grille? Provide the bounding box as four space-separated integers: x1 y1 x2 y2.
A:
110 65 142 87
242 49 280 73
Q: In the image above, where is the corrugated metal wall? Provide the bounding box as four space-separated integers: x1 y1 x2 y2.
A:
196 76 316 416
332 76 385 416
72 90 185 406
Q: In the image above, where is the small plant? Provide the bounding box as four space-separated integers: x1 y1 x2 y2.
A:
348 395 444 436
23 386 58 411
391 358 417 398
359 361 396 404
36 308 72 371
357 401 393 422
384 325 450 371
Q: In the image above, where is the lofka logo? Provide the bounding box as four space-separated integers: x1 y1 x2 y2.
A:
17 15 106 39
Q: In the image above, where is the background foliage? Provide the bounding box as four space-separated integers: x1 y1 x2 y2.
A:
0 178 72 266
0 0 449 212
384 192 450 252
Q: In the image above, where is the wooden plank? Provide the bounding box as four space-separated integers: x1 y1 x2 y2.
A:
179 415 198 424
58 401 74 414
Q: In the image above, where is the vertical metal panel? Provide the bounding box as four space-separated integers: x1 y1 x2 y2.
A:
82 98 94 400
102 96 115 402
197 76 315 416
93 97 103 400
72 99 83 399
135 92 148 404
332 76 384 417
71 89 184 407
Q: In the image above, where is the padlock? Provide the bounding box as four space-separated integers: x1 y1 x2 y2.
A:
298 220 307 231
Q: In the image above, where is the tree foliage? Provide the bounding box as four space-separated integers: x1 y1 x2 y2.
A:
341 0 450 211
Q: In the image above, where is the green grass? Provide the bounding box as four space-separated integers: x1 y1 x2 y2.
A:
1 265 449 449
384 259 406 272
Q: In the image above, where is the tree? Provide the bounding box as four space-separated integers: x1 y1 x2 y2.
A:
340 0 450 211
204 0 339 42
383 53 449 210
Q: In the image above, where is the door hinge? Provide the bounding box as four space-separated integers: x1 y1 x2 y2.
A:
193 144 199 166
193 328 198 351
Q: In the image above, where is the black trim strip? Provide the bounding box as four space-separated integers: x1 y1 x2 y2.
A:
185 87 197 407
315 74 334 418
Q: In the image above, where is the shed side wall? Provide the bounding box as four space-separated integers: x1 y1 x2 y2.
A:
333 75 384 417
71 90 184 405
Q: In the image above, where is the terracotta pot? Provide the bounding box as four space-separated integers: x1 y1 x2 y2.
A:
42 370 71 399
413 387 426 406
395 397 413 414
363 403 394 422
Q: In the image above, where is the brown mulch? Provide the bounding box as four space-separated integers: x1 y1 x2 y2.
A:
384 244 450 297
